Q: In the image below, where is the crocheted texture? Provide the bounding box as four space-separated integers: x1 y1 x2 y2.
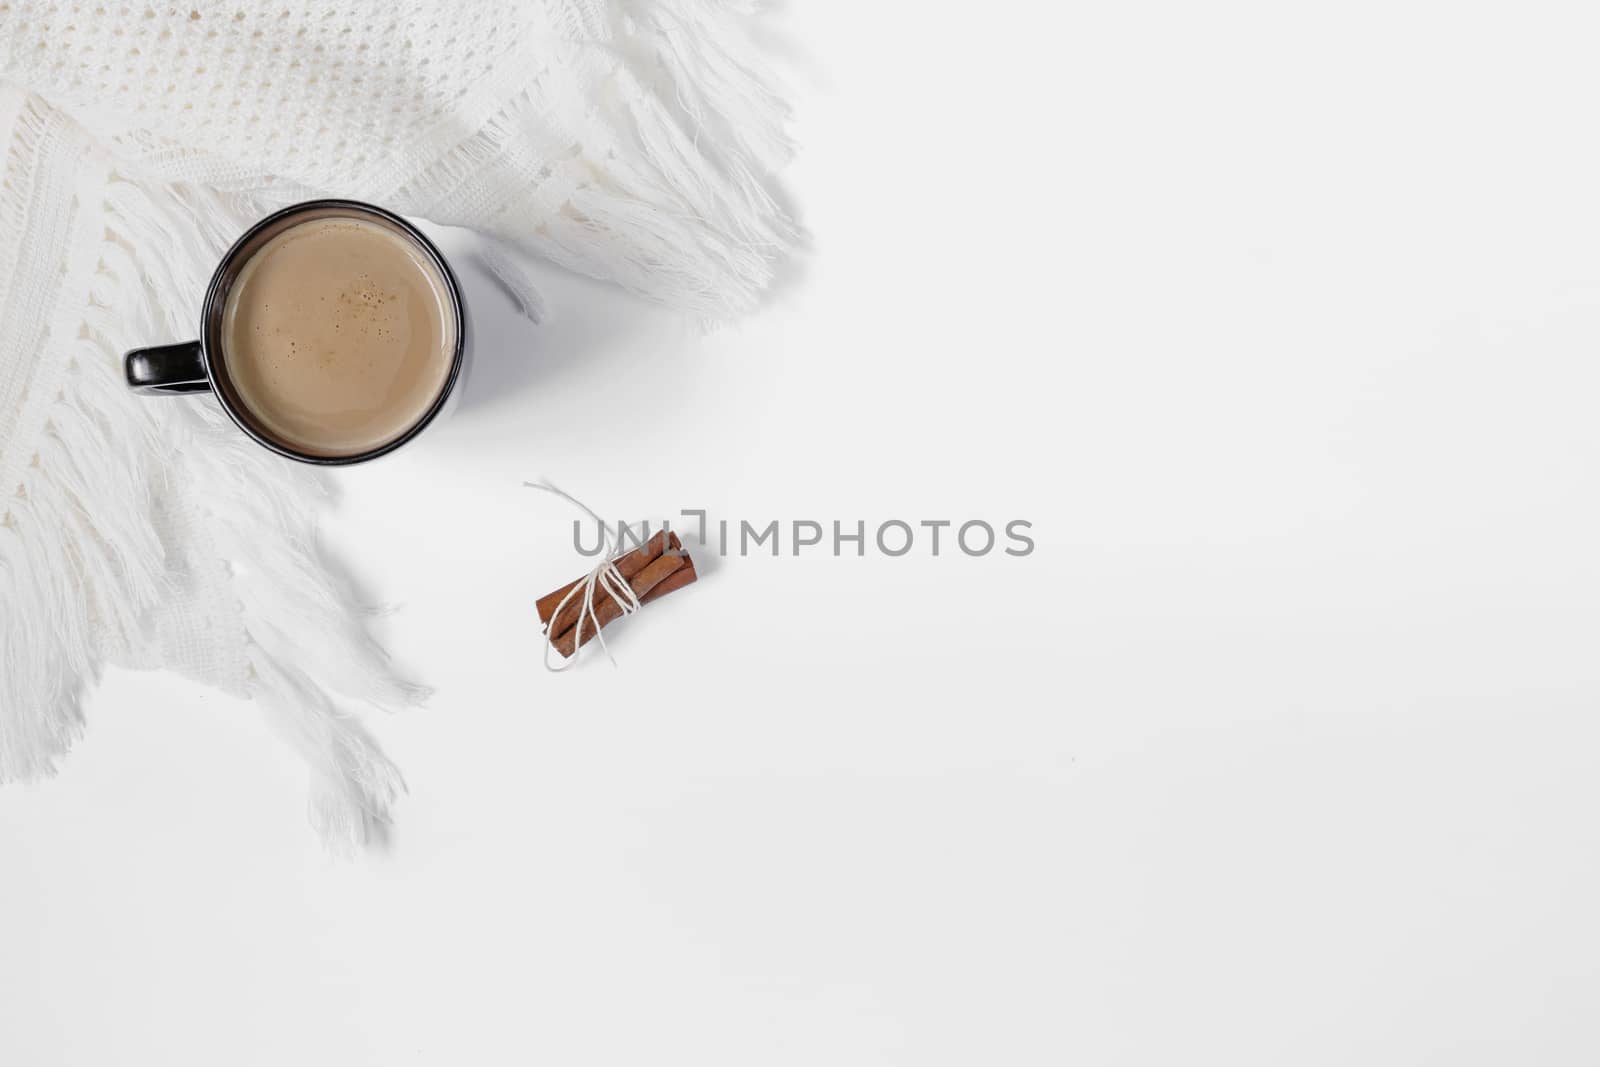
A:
0 1 791 849
2 0 793 311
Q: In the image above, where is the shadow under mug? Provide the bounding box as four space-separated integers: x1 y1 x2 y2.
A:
122 198 467 466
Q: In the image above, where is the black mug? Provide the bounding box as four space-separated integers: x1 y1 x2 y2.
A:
123 199 467 465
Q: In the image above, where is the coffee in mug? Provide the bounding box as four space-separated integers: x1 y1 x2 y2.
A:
124 200 466 465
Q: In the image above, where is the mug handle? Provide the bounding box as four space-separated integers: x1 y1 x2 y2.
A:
124 341 209 395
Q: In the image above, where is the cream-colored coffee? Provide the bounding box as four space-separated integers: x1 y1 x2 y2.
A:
221 216 454 457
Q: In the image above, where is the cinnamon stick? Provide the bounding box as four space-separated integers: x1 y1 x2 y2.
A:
536 529 669 626
548 541 697 658
551 552 684 658
638 552 697 607
545 532 686 639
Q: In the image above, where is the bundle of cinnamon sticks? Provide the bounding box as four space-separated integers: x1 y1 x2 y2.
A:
537 530 697 658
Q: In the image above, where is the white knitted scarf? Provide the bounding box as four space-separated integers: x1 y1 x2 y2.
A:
0 1 790 848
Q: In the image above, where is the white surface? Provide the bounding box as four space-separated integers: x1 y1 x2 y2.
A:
7 4 1600 1064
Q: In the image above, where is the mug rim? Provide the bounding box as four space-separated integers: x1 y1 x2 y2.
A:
199 198 467 466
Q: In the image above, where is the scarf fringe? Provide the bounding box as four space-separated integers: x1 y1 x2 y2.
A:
0 100 171 776
392 0 795 317
1 156 417 850
105 176 421 851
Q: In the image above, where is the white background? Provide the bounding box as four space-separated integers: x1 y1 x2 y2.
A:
6 3 1600 1064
